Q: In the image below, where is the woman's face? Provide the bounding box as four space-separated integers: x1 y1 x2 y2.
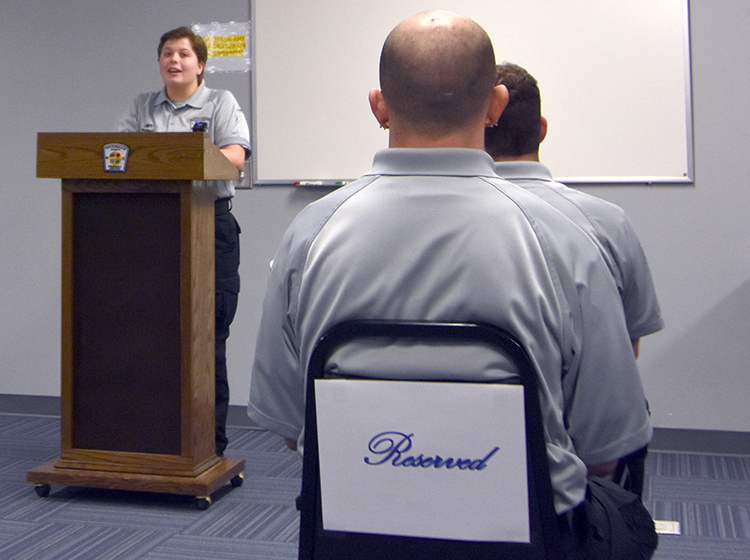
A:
159 37 205 91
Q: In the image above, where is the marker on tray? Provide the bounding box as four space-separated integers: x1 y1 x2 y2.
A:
293 180 348 186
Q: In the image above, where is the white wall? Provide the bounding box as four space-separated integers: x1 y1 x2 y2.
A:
2 1 749 433
576 0 750 431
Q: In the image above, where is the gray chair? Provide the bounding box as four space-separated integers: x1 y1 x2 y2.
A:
297 320 563 560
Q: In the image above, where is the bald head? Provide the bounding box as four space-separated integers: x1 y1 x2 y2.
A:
378 11 497 137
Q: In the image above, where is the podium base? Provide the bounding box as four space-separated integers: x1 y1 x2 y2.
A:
27 456 245 508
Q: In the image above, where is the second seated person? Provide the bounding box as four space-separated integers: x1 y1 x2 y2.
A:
115 26 251 457
485 62 665 498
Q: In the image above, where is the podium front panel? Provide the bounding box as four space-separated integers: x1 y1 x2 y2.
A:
37 134 226 476
71 192 182 455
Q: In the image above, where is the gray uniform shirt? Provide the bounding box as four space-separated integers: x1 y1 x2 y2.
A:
248 148 652 514
495 161 664 340
114 82 251 199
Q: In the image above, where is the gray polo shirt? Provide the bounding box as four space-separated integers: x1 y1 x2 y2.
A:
114 82 251 199
248 148 652 514
495 161 664 341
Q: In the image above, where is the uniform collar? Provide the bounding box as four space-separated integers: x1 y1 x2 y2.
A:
367 148 500 178
155 82 210 109
493 160 554 182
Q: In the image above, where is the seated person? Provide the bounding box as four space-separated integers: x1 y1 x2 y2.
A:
248 10 657 559
486 62 665 497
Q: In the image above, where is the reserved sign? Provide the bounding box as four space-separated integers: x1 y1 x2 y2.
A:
314 379 530 542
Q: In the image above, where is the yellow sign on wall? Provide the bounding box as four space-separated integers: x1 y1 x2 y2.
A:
204 35 246 58
193 21 251 73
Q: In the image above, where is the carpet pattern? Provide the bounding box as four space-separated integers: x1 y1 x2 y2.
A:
644 450 750 559
0 414 301 559
1 413 748 559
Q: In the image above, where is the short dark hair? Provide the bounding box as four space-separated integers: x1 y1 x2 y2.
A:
379 17 496 136
158 27 208 84
485 63 542 158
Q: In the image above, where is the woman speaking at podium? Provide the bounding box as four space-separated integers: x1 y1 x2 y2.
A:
114 26 251 457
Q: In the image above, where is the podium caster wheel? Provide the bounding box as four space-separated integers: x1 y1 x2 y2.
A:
35 484 51 498
196 496 212 510
230 473 244 487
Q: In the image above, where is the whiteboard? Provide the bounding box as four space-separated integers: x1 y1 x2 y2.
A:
251 0 692 185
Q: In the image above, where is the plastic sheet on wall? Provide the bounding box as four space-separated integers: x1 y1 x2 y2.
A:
193 21 251 73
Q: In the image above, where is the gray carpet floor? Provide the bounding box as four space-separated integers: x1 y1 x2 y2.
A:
0 414 300 559
1 413 748 559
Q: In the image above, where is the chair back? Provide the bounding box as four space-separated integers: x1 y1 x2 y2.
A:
298 321 562 560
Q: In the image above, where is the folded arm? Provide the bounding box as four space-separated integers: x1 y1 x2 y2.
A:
220 144 247 173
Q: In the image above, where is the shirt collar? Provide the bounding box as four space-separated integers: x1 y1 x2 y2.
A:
367 148 500 178
493 161 554 182
154 82 210 109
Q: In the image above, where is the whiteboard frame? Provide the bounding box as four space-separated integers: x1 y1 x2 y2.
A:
250 0 694 187
558 0 694 186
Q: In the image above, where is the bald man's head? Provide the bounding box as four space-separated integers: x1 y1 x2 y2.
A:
379 11 497 136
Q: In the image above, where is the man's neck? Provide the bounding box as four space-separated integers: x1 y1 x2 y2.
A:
388 126 487 150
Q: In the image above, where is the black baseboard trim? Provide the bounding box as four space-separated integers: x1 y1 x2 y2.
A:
0 394 263 428
2 394 748 455
0 393 61 417
649 427 750 456
227 403 259 428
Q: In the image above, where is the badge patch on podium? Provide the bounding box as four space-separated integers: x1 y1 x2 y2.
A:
102 143 129 173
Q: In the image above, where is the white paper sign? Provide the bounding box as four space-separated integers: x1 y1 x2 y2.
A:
314 379 530 542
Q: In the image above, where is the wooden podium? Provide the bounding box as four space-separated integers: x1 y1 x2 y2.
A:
28 133 245 508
